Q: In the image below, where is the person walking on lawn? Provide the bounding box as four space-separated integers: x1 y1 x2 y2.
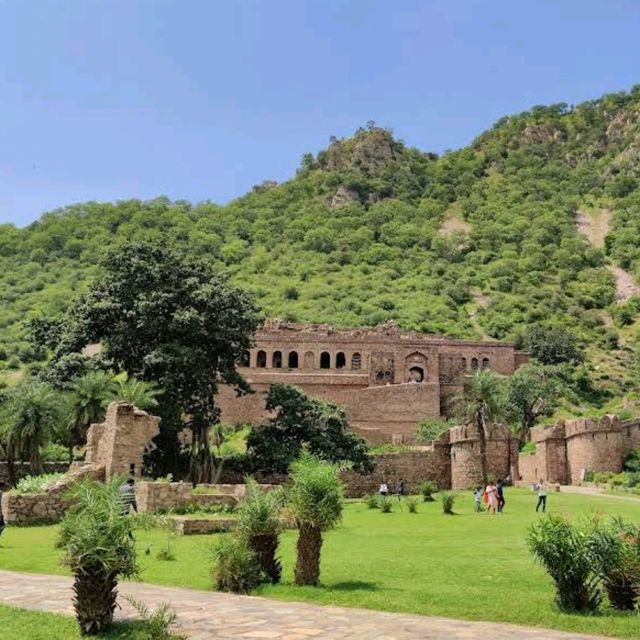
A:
534 479 547 512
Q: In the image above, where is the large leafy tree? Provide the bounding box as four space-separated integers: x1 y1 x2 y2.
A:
0 379 65 474
245 383 373 475
456 370 506 485
506 363 560 444
42 241 261 483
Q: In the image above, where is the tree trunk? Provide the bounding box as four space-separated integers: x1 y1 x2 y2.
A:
475 404 488 485
250 533 281 583
190 421 213 485
72 569 118 635
294 524 323 586
6 444 16 487
68 445 75 466
30 447 43 476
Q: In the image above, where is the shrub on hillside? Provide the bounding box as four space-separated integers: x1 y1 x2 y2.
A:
528 515 601 612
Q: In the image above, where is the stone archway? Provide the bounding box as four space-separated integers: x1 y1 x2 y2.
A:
405 351 428 383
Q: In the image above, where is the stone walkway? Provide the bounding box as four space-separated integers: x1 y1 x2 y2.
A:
0 570 613 640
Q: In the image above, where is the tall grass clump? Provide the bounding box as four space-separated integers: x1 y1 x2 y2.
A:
210 537 263 594
440 491 456 514
236 478 283 583
588 517 640 611
528 515 601 612
419 481 436 502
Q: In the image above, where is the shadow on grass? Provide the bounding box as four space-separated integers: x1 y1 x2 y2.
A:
328 580 379 592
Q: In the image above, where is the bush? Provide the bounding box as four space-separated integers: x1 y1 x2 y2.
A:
364 494 379 509
14 473 64 494
405 496 419 513
623 449 640 473
379 496 393 513
440 491 456 514
528 515 601 612
419 481 436 502
416 419 453 443
588 517 640 611
210 537 263 594
42 443 71 462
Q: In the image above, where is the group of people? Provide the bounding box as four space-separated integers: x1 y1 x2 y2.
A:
378 480 404 499
474 479 506 514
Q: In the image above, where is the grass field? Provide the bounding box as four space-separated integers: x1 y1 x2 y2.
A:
1 489 639 638
0 604 157 639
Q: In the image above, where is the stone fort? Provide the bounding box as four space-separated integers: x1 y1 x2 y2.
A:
218 320 528 444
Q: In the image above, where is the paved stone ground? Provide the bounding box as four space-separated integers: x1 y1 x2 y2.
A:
0 570 613 640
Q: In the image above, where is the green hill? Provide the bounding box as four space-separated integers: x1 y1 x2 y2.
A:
3 87 640 413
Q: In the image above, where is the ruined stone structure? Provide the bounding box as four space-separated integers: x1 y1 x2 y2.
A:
85 402 160 481
519 415 640 485
218 321 528 443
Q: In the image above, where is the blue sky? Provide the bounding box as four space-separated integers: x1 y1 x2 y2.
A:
1 0 639 227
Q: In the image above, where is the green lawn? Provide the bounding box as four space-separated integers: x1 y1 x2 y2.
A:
0 604 156 639
1 489 639 638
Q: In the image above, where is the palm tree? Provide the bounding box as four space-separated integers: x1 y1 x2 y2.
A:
236 478 283 583
58 478 138 634
289 453 343 586
112 373 160 411
68 371 115 455
1 380 64 474
457 369 506 485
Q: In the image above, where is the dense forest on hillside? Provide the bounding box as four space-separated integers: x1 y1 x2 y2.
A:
2 87 640 416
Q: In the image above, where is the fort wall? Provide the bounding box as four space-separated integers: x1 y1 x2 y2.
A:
518 416 640 485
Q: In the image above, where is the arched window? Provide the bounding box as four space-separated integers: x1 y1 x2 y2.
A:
288 351 299 368
471 357 479 370
239 351 250 367
272 350 283 368
482 357 490 369
320 351 331 369
304 351 314 369
256 350 267 368
336 352 346 369
460 357 467 371
351 352 362 370
408 366 424 382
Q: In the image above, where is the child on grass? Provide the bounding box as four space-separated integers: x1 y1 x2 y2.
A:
473 486 483 512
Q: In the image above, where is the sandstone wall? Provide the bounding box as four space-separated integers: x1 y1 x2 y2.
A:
86 402 160 481
1 464 104 525
449 426 518 489
518 422 568 484
340 445 451 497
565 415 626 484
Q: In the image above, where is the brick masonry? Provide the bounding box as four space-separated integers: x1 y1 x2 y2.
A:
218 321 527 443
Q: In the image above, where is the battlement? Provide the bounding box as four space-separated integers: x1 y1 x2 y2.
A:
564 414 621 439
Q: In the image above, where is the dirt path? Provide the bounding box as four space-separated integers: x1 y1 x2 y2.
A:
575 208 640 301
0 570 614 640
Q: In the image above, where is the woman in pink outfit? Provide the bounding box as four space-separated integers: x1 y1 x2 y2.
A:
485 481 499 514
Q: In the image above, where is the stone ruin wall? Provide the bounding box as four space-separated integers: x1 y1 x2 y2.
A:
519 415 640 485
1 464 104 525
86 402 160 481
449 425 519 490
